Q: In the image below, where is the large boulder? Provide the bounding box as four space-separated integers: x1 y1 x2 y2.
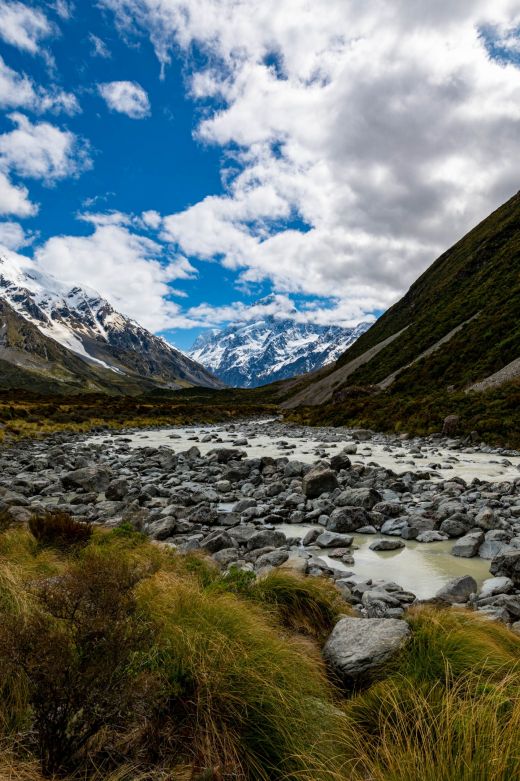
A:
435 575 477 603
302 467 339 499
62 466 112 492
246 529 287 551
207 448 247 463
451 531 484 558
442 415 460 436
316 531 354 548
330 450 352 471
200 530 236 554
326 507 369 533
323 617 410 685
490 550 520 586
336 488 382 510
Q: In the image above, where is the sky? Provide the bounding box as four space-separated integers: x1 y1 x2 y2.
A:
0 1 520 351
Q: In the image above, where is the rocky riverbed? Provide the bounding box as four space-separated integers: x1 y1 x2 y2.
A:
1 419 520 628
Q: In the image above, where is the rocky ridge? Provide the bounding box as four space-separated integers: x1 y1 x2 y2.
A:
189 297 370 387
0 253 222 392
1 420 520 630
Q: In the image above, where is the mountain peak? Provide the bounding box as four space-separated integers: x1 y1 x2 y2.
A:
0 251 222 392
189 311 370 388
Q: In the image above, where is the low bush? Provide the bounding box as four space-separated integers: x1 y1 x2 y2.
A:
28 510 92 550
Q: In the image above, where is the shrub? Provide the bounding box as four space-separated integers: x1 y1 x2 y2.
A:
29 511 92 550
0 550 155 776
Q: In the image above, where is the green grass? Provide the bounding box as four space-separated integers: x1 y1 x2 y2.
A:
0 524 518 780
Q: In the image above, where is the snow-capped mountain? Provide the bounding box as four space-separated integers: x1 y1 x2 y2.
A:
0 253 222 392
189 301 371 388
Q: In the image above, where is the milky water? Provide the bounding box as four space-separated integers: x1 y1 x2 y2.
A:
275 525 491 599
105 422 520 483
91 421 519 598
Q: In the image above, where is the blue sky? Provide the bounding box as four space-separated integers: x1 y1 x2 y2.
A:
0 0 519 351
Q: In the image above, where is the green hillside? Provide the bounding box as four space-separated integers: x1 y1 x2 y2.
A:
280 192 520 443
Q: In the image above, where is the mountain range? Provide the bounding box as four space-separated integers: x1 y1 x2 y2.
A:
281 191 520 417
0 254 222 394
189 299 371 387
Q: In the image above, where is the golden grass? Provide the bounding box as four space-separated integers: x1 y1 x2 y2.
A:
0 528 519 781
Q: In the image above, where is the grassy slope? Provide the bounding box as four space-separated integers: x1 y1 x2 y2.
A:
0 519 518 781
335 190 520 390
281 193 520 442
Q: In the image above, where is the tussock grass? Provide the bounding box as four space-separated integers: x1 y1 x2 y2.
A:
0 527 519 780
137 571 345 779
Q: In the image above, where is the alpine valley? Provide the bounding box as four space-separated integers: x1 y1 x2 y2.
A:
189 297 371 388
0 253 222 394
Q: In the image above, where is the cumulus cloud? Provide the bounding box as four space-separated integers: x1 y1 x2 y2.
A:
35 220 201 331
102 0 520 325
98 80 151 118
0 171 37 217
0 56 80 114
0 220 32 250
0 1 54 54
0 112 91 183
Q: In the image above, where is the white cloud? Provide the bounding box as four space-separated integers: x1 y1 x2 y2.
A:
0 220 32 249
0 112 91 183
0 56 80 114
35 221 201 331
0 171 37 217
0 1 54 54
103 0 520 323
98 80 151 118
89 33 111 58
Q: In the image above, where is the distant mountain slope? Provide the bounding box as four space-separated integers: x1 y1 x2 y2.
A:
282 191 520 408
0 254 222 394
189 300 371 387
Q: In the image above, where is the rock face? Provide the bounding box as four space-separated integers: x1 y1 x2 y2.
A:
323 617 411 685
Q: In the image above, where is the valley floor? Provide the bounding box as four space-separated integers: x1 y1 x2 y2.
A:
1 411 519 780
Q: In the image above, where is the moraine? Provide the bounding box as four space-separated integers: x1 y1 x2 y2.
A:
2 420 519 626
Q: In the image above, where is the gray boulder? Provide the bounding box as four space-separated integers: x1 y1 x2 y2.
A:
326 506 368 533
255 549 289 569
302 467 339 498
336 487 382 510
478 577 513 599
435 575 477 603
316 531 354 548
490 550 520 586
369 539 405 551
330 451 352 471
323 617 410 685
200 530 236 554
451 531 484 558
246 529 287 551
62 466 112 492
